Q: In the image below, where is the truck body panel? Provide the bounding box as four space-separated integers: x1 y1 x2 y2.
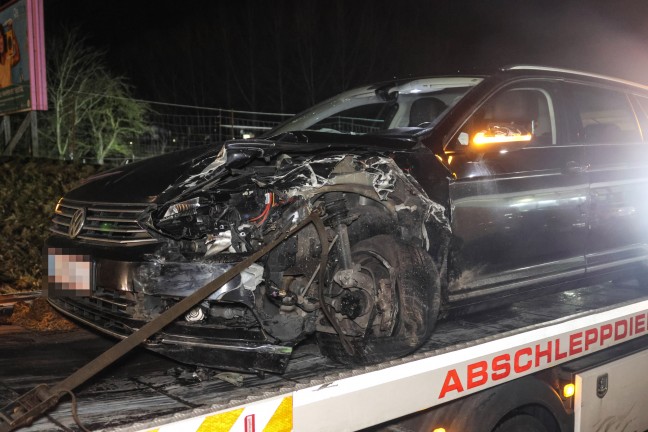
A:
575 349 648 432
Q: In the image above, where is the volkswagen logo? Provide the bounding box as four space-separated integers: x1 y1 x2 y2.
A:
68 208 86 239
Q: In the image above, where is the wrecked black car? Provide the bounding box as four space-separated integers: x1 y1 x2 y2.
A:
46 66 648 373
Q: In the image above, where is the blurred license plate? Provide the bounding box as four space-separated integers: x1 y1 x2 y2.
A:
47 248 93 297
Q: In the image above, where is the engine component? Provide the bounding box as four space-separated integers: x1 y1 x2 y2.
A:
185 306 206 322
337 291 369 320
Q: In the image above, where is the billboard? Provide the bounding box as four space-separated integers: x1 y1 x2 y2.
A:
0 0 46 115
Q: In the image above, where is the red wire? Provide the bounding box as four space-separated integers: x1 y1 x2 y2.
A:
249 193 273 223
249 205 268 222
258 193 274 224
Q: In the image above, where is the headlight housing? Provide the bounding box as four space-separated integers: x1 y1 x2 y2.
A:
161 197 202 220
155 197 216 240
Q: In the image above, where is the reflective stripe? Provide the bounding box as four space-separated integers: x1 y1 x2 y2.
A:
143 396 292 432
263 396 292 432
197 408 244 432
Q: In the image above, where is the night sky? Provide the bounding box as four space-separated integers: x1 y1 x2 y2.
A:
40 0 648 113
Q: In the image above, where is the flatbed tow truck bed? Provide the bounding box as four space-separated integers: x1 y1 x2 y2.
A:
1 280 647 432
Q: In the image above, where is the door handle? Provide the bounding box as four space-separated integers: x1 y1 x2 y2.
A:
565 161 589 174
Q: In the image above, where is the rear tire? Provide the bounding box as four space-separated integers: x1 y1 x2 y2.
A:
317 234 440 365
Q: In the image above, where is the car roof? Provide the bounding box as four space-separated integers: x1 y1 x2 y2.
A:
500 65 648 92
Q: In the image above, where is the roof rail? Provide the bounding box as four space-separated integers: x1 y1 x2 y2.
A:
501 65 648 90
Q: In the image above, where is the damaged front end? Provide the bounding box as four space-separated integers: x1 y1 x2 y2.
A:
47 139 449 373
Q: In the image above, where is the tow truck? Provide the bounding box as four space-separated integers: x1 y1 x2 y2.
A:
6 65 648 431
2 278 648 432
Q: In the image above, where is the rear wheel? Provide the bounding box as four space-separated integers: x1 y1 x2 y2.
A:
317 234 440 365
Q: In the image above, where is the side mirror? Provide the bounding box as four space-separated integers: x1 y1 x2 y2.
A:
471 123 533 146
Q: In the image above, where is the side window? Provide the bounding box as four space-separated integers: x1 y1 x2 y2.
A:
567 84 641 144
448 82 557 150
473 88 556 145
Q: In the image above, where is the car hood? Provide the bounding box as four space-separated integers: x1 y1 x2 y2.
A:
64 131 419 205
64 145 221 204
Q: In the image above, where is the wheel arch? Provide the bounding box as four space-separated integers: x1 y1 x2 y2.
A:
395 375 571 432
454 375 570 432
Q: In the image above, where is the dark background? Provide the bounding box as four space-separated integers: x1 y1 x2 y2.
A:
40 0 648 113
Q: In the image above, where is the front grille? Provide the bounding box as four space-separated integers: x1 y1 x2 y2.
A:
92 288 137 313
50 199 159 246
49 292 143 336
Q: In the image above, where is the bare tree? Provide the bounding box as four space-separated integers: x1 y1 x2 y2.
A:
45 29 105 159
85 75 148 164
42 29 148 164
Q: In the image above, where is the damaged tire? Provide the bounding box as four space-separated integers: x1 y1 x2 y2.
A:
317 234 440 365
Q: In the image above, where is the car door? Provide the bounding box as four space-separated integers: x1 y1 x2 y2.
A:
445 80 589 303
563 83 648 275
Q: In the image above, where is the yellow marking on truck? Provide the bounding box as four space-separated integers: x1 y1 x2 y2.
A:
263 396 293 432
197 408 244 432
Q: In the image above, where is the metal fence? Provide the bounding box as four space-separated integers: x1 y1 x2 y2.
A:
0 99 294 164
104 104 293 164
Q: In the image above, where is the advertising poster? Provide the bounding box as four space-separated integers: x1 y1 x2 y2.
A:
0 0 46 115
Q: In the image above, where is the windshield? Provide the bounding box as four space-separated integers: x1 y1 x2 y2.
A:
268 77 483 136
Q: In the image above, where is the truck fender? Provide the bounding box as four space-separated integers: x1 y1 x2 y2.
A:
401 375 571 432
